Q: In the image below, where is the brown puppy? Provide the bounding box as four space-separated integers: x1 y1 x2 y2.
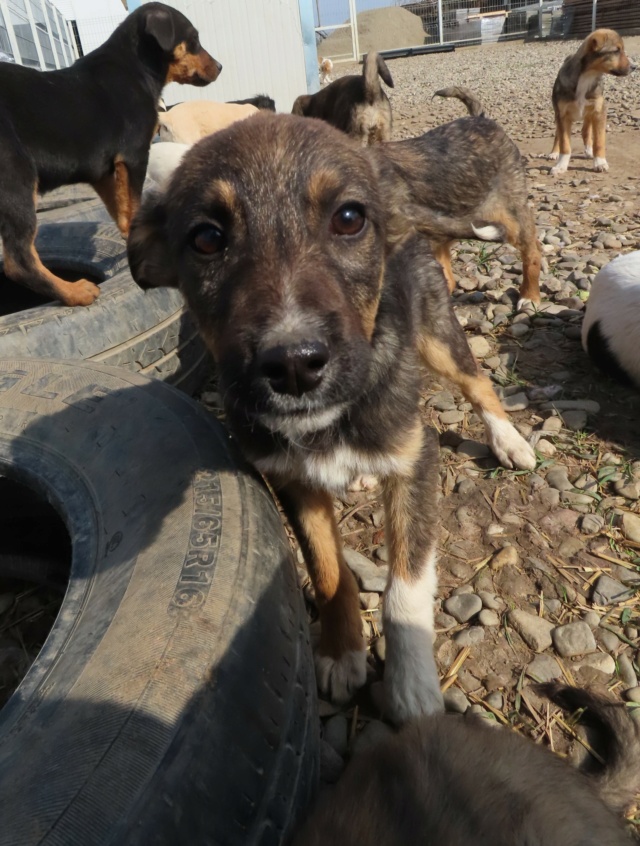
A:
128 114 535 720
380 89 541 311
293 51 394 146
549 28 633 175
293 685 640 845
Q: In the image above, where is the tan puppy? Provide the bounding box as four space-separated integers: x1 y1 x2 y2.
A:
157 100 258 143
549 29 633 175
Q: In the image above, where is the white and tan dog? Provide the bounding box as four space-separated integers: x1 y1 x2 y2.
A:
157 100 258 143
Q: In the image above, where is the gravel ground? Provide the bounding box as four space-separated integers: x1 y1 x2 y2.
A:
1 34 640 830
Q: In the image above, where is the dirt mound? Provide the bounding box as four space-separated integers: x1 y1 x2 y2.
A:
320 6 426 59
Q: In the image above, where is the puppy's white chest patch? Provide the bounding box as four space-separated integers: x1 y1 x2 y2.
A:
254 443 412 494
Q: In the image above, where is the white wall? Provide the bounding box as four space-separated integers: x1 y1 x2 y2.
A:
154 0 310 113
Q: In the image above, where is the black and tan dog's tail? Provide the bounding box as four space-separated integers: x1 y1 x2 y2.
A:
433 86 484 117
363 51 394 103
539 683 640 814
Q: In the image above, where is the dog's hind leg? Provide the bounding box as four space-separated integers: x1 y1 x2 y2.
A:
93 156 143 238
382 422 443 724
276 482 366 704
582 115 594 158
0 135 99 306
503 208 541 311
550 107 573 175
590 102 609 172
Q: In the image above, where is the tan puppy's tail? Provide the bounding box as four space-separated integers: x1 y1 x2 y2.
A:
538 683 640 815
433 86 484 117
363 51 394 104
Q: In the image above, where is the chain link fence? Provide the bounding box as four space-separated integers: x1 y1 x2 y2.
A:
316 0 640 61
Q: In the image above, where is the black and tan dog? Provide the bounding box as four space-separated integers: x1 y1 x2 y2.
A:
293 684 640 845
292 51 394 146
0 1 220 307
549 28 633 175
128 114 535 720
419 86 541 310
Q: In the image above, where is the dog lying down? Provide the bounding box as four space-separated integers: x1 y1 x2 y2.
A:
293 685 640 846
582 251 640 388
128 114 535 718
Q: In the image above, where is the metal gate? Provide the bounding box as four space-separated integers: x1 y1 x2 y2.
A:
316 0 640 62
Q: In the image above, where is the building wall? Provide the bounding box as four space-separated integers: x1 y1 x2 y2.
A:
0 0 75 68
156 0 313 113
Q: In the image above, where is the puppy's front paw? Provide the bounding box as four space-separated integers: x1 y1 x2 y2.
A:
483 413 536 470
594 157 609 173
516 296 539 314
584 145 593 159
550 153 570 176
383 622 443 725
547 151 560 161
347 474 380 492
315 649 367 704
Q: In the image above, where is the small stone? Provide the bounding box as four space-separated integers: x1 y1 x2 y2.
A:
444 593 483 623
467 336 492 358
457 478 477 496
371 508 384 528
440 410 465 425
502 391 529 412
552 622 597 657
529 473 546 491
546 467 573 491
457 440 490 460
536 439 557 456
509 323 530 339
562 409 588 431
625 625 639 640
375 545 389 563
490 546 519 571
613 480 640 500
574 473 598 492
580 513 605 534
574 653 616 675
509 609 555 652
485 692 504 710
360 592 380 610
526 653 562 682
540 488 560 508
323 715 349 757
582 610 600 628
478 591 504 611
452 585 475 596
545 599 562 615
621 512 640 544
343 547 388 592
558 537 584 558
443 687 470 714
592 574 633 606
598 629 620 652
625 687 640 703
542 416 563 433
617 653 638 689
435 612 458 631
453 626 485 646
540 400 600 413
479 609 500 627
601 452 622 465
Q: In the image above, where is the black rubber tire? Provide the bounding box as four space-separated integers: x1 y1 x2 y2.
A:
0 358 318 845
0 222 210 395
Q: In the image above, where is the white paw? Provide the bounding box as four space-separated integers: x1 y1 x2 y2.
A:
516 297 538 314
315 649 367 704
383 621 443 724
482 412 537 470
594 157 609 173
547 151 560 160
584 145 593 158
382 559 443 725
550 153 570 176
347 474 380 492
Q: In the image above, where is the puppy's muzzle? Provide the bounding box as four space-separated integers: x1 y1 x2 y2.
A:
257 340 330 397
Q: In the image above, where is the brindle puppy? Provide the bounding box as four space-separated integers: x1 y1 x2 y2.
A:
549 28 633 175
128 114 535 719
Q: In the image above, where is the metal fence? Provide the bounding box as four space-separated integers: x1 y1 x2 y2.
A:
316 0 640 62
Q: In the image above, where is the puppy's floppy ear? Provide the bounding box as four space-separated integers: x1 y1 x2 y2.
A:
143 5 176 53
128 195 179 290
588 30 607 54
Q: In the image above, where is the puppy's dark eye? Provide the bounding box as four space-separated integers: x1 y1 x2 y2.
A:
330 203 366 237
189 223 226 255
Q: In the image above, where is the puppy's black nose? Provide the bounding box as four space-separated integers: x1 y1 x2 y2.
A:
257 341 329 396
